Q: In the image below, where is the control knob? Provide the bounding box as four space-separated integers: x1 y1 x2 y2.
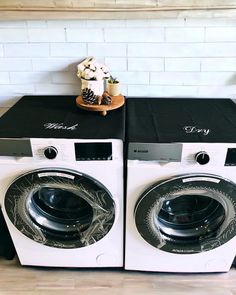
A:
195 151 210 165
44 146 58 160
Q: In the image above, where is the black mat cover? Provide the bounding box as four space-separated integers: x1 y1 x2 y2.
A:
126 97 236 143
0 96 125 140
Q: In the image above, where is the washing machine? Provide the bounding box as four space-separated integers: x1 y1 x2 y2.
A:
0 95 125 268
125 97 236 273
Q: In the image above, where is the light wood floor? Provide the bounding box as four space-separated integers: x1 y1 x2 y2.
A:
1 258 236 295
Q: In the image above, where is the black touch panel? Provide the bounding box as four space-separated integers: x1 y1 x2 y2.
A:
75 142 112 161
225 148 236 166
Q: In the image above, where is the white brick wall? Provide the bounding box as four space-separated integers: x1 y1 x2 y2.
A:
104 28 165 42
0 29 28 43
165 58 200 72
67 28 104 42
205 27 236 42
0 58 32 71
50 43 87 57
128 58 164 72
1 18 236 107
201 58 236 71
165 28 205 42
28 29 66 43
5 44 50 57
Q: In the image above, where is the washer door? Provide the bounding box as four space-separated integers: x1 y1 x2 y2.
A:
5 169 115 249
135 174 236 254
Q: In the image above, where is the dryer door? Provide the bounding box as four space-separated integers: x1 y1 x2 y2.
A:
4 169 115 249
135 174 236 254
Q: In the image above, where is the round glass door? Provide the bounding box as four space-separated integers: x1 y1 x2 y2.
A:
27 187 94 234
5 169 115 249
157 194 225 239
135 174 236 254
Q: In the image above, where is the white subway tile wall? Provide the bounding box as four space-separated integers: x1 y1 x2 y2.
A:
0 18 236 107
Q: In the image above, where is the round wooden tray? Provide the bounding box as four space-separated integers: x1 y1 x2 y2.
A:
76 95 125 116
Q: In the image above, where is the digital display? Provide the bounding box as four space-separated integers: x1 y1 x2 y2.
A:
74 142 112 161
225 148 236 166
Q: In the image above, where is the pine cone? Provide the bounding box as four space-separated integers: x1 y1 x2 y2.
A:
82 88 98 105
102 92 112 105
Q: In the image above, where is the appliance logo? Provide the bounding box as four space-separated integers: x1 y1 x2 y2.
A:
133 149 149 153
183 126 210 136
44 123 78 131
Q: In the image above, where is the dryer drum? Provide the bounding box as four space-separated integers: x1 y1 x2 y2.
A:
135 174 236 254
4 168 115 249
157 194 225 239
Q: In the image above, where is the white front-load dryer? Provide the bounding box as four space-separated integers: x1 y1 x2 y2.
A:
125 97 236 273
0 95 125 268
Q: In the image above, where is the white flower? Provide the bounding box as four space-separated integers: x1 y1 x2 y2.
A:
88 61 96 71
77 57 110 81
77 64 85 72
84 68 91 74
101 65 109 73
88 71 95 79
84 73 91 80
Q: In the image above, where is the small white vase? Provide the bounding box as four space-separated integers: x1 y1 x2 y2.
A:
107 82 120 96
81 78 104 96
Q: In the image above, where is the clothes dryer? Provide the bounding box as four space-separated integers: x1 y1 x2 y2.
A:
125 97 236 272
0 95 125 267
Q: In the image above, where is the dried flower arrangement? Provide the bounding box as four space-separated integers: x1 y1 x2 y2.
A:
77 57 110 81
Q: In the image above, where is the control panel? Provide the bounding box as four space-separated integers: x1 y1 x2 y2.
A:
128 142 236 167
182 144 236 167
30 139 71 162
0 138 117 162
28 139 119 162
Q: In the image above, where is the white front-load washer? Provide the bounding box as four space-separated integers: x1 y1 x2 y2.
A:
125 97 236 273
0 95 125 268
